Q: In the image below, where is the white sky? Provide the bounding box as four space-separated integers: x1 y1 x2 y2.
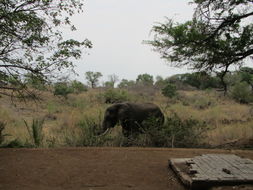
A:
64 0 195 83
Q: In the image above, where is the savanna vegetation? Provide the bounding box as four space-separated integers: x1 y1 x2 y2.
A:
0 69 252 149
0 0 252 149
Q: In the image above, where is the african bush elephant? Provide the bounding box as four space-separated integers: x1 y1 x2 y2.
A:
101 102 164 137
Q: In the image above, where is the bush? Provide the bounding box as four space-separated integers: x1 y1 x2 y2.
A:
102 89 129 104
230 82 253 103
54 82 73 99
162 83 177 98
129 113 207 148
64 117 109 147
124 116 165 147
1 139 25 148
163 113 207 148
70 80 87 94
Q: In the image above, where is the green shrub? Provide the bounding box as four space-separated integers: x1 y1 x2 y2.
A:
70 80 87 94
124 116 164 147
54 82 73 98
230 82 253 103
129 113 207 148
1 139 25 148
163 113 207 148
102 89 129 104
162 83 177 98
64 117 109 147
77 118 106 146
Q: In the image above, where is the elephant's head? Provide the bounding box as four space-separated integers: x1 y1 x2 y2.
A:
100 103 128 135
102 104 124 133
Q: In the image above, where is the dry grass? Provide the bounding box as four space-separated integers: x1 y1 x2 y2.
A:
0 88 252 148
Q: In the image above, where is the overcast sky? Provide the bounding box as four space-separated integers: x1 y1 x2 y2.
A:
65 0 195 83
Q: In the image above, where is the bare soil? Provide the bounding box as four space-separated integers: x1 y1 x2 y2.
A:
1 148 253 190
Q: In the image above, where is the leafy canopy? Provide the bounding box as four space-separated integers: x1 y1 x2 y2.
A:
147 0 253 90
85 71 103 88
0 0 92 97
136 74 154 86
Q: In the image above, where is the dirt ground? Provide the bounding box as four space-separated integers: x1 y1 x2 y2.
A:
1 148 253 190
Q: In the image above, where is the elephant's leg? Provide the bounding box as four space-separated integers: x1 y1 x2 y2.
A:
121 121 132 137
122 128 131 137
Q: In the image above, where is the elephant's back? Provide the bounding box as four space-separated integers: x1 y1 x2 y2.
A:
126 102 163 118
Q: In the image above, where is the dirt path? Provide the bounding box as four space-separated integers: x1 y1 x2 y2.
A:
1 148 253 190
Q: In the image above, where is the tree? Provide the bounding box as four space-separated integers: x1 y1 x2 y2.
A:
136 74 154 86
154 75 165 88
0 0 92 98
85 71 102 88
108 74 119 88
104 81 114 88
148 0 253 94
24 73 46 91
118 79 135 88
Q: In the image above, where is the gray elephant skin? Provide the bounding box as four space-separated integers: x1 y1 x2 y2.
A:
101 102 164 137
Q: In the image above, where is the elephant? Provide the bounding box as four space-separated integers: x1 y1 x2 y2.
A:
100 102 164 137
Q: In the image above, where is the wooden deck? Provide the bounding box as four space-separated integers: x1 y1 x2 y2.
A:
169 154 253 189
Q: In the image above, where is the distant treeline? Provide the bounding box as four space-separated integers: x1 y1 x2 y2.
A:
13 67 253 104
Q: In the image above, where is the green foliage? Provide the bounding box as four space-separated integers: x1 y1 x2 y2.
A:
54 82 73 99
24 119 45 147
159 72 221 91
0 0 92 98
102 89 130 104
147 0 253 89
154 75 166 89
183 72 220 89
77 117 106 146
125 114 207 148
230 82 253 104
162 83 177 98
85 71 102 88
239 67 253 91
124 116 165 147
136 74 154 86
24 73 46 90
1 139 25 148
118 79 135 88
162 113 207 148
70 80 87 94
65 117 108 147
104 81 114 88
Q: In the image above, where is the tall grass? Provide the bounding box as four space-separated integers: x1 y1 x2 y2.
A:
24 118 45 147
0 121 9 145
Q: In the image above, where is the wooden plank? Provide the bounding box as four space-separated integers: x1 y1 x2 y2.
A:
169 154 253 190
